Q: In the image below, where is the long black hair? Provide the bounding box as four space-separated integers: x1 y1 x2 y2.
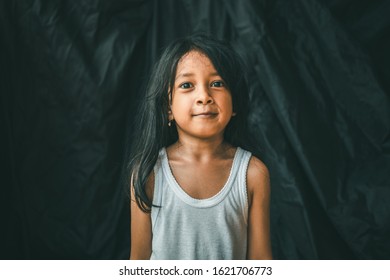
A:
128 34 259 212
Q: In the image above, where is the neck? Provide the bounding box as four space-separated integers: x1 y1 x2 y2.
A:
172 134 232 162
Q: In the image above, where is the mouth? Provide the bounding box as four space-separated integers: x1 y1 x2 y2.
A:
193 112 217 116
192 112 218 118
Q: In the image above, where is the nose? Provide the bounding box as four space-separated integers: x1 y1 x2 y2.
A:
196 86 213 105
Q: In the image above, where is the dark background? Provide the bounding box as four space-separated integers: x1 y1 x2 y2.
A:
1 0 389 259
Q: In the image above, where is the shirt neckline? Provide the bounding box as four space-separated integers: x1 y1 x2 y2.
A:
161 147 243 208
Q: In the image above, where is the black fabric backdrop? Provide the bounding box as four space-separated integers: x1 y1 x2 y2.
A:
1 0 389 259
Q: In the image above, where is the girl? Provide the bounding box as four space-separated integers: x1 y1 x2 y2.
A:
128 35 272 260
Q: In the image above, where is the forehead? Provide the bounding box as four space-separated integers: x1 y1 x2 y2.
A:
175 50 217 76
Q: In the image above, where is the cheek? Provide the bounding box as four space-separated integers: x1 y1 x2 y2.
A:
171 96 190 116
222 95 234 113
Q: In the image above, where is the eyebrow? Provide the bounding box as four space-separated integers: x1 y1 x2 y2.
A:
175 72 220 80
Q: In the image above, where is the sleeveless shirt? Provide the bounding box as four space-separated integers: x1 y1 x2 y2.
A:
150 147 252 260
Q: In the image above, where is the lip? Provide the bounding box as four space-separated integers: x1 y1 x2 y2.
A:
192 112 218 117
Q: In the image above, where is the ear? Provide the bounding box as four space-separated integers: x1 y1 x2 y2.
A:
167 90 174 121
168 109 174 121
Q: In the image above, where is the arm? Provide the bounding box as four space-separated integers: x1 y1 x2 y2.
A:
246 157 272 260
130 173 154 260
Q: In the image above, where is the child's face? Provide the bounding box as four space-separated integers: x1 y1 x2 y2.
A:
169 50 235 141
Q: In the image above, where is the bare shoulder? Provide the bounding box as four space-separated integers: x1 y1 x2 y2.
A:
246 156 270 204
145 171 155 202
247 156 270 185
130 171 155 204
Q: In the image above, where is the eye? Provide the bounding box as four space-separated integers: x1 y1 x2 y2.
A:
179 82 193 89
211 81 225 87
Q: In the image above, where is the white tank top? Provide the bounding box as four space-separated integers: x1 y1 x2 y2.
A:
150 147 252 260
